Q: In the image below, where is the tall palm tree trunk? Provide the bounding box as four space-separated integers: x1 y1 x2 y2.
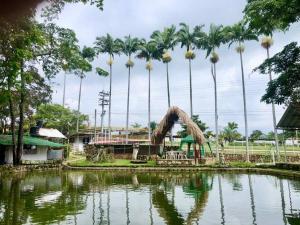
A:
62 73 67 107
188 58 193 117
125 65 131 144
239 44 250 162
76 74 83 133
266 47 280 158
108 60 113 140
166 62 173 143
212 63 219 161
148 68 151 143
166 62 171 108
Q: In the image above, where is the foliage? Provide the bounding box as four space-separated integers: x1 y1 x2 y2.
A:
94 33 121 58
220 122 242 143
95 67 109 76
250 130 264 141
150 121 157 133
117 35 141 58
177 23 205 52
243 0 300 34
223 21 258 48
151 25 178 61
131 122 142 129
34 104 88 135
202 24 225 57
41 0 104 21
136 39 161 62
178 115 208 137
254 42 300 105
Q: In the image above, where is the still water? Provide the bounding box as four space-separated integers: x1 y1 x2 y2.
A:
0 171 299 225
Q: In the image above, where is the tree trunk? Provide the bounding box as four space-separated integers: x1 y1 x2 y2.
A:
108 57 112 140
62 72 67 107
239 44 250 162
7 75 17 165
166 62 173 144
76 74 83 133
16 63 25 165
125 64 131 144
188 59 193 117
148 68 151 143
212 63 219 161
266 47 280 159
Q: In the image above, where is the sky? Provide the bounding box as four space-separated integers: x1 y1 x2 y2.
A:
37 0 300 135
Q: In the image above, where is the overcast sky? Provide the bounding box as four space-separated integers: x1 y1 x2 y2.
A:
38 0 300 134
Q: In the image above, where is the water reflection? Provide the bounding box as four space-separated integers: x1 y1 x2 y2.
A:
0 171 299 225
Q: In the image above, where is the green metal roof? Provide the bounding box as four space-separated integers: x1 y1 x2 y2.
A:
0 135 64 148
277 103 300 130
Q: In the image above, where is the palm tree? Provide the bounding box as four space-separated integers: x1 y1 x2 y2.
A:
151 25 178 108
177 23 205 117
117 35 141 144
136 40 161 143
224 21 258 162
75 46 95 133
261 35 280 158
202 24 225 161
94 34 121 140
151 25 178 143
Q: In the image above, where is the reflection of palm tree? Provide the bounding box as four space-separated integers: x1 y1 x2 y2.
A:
279 179 288 225
248 175 257 225
218 175 225 225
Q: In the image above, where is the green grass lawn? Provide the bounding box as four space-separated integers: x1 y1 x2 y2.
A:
67 159 157 167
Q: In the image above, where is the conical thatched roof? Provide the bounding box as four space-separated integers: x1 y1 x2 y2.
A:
151 106 205 145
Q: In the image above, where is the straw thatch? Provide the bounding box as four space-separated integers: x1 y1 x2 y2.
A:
151 106 205 145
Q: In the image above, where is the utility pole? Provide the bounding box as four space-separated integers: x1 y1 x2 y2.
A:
94 109 97 143
98 91 109 141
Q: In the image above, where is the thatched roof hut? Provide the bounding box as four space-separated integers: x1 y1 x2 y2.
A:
151 106 205 145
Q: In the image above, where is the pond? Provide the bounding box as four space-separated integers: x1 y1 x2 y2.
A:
0 171 299 225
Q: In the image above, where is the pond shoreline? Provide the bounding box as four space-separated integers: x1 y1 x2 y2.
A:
1 164 299 179
62 164 300 179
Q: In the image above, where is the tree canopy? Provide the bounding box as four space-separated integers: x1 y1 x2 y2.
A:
243 0 300 34
255 42 300 105
34 104 88 135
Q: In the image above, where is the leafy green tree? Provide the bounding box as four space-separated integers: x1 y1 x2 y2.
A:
178 115 208 137
150 121 158 133
151 25 178 108
94 34 121 139
137 40 161 141
221 122 242 143
177 23 205 116
0 18 86 164
255 42 300 105
243 0 300 34
224 21 258 161
131 122 142 129
117 35 141 143
34 104 88 135
249 130 263 141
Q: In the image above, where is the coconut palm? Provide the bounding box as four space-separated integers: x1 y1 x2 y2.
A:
74 46 95 133
136 40 161 142
94 34 121 139
224 21 258 162
261 35 280 158
202 24 225 161
177 23 205 117
117 35 141 144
